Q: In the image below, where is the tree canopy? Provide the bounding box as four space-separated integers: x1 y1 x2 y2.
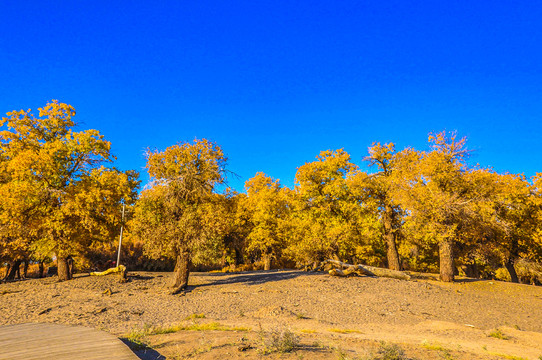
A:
131 139 227 293
1 101 541 287
0 101 139 280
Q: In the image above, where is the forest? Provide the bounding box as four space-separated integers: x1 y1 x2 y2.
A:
1 101 541 294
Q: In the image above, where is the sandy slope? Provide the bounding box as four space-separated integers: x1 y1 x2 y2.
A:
1 270 541 359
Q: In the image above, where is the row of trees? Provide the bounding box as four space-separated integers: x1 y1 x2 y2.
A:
129 128 542 291
2 101 541 292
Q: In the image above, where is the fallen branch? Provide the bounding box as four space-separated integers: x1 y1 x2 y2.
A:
90 265 126 277
325 260 410 281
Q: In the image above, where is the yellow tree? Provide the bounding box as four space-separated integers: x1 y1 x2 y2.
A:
450 167 500 278
363 142 404 270
344 171 383 266
0 101 139 281
131 139 227 294
395 132 473 282
481 172 540 282
288 149 376 265
241 172 290 270
218 189 252 268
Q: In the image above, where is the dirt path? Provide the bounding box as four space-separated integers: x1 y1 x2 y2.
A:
1 270 541 359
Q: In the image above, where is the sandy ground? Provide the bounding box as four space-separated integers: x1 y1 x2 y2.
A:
1 270 542 359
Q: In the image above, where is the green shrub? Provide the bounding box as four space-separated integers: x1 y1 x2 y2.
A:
488 328 508 340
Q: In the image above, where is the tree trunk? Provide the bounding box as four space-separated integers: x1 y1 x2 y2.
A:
4 259 22 281
220 249 228 268
234 248 243 266
68 257 74 276
57 257 73 281
383 206 401 271
439 238 455 282
38 261 45 278
171 249 190 294
263 252 272 271
505 258 519 283
23 260 29 279
506 239 520 283
2 263 10 281
463 262 479 278
385 232 401 271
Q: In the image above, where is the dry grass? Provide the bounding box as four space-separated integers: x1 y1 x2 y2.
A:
258 326 300 354
329 328 363 334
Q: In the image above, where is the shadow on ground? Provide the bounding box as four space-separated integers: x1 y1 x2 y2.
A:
194 269 319 287
120 338 166 360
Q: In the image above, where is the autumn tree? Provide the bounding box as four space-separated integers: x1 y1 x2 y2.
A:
478 172 541 282
363 142 404 270
394 132 474 282
446 168 498 278
288 149 378 265
0 101 139 281
213 189 249 269
0 111 49 279
343 171 383 266
241 172 290 270
131 139 227 294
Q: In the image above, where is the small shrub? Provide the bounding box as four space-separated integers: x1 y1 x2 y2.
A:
375 342 408 360
125 324 152 339
421 341 443 351
488 328 508 340
421 341 455 360
260 326 300 353
184 313 205 320
122 324 152 350
335 347 353 360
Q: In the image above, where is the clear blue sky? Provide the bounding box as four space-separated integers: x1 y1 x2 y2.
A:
1 1 541 191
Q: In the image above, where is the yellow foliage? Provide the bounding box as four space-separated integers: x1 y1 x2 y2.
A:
240 172 289 265
0 101 139 277
286 149 381 264
131 139 227 263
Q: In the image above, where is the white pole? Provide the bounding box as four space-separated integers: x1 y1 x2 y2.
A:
116 204 125 266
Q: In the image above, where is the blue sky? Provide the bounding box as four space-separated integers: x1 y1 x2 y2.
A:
1 1 541 191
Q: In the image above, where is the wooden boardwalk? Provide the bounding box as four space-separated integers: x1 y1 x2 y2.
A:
0 323 140 360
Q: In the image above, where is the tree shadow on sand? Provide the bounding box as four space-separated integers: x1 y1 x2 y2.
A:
192 269 320 288
453 277 491 283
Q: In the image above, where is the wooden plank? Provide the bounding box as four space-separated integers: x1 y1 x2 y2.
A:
0 323 139 360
